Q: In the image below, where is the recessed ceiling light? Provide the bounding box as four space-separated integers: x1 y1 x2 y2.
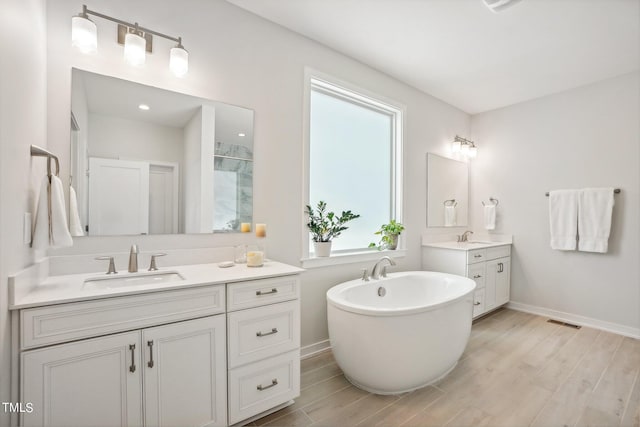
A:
238 133 246 137
138 104 150 110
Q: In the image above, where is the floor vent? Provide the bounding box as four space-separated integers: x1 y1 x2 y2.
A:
547 319 581 329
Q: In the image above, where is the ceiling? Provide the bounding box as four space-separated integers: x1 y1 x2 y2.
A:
226 0 640 114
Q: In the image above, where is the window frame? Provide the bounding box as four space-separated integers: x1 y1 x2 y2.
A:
301 68 405 266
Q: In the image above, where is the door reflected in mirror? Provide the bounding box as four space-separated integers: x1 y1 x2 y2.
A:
70 68 254 236
426 153 469 227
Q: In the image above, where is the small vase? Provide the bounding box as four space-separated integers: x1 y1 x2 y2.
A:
314 241 332 257
388 234 399 250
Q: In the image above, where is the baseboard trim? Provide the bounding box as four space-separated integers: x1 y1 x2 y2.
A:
301 339 331 359
506 301 640 339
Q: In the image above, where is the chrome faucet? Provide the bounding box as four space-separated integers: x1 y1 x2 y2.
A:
458 231 474 242
128 244 139 273
371 256 396 280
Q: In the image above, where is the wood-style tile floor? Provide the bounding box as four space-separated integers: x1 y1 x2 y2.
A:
248 308 640 427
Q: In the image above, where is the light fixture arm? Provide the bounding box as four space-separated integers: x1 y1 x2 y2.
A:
81 5 182 44
454 135 475 147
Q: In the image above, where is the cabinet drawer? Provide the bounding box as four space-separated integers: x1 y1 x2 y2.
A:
228 350 300 425
467 249 486 264
467 264 485 288
228 300 300 368
227 276 300 312
473 288 486 318
21 285 225 350
486 245 511 260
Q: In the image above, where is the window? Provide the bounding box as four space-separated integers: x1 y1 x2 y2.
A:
305 73 403 257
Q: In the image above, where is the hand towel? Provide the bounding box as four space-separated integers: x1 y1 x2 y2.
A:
69 185 84 237
578 188 614 253
549 189 578 250
444 205 457 227
32 176 73 250
484 204 496 230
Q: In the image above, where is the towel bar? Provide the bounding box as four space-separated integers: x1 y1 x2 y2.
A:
545 189 620 196
30 145 60 178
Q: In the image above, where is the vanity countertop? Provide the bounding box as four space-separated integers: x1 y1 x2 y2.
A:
422 241 511 251
10 261 304 310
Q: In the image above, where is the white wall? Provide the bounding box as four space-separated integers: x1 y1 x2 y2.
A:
470 72 640 333
88 114 184 165
44 0 470 347
0 0 47 423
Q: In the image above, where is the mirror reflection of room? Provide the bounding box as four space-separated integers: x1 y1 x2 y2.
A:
70 69 254 236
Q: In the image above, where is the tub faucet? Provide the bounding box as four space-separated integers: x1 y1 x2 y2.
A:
128 244 139 273
458 230 474 242
371 256 396 280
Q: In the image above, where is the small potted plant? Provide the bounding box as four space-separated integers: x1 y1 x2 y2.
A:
305 201 360 257
369 219 405 250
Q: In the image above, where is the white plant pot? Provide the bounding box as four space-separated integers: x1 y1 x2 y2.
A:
314 241 332 257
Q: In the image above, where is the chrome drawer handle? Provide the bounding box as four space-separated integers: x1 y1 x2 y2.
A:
256 328 278 337
257 379 278 391
474 302 481 306
256 288 278 296
473 274 482 279
147 340 154 368
129 344 136 373
474 254 483 258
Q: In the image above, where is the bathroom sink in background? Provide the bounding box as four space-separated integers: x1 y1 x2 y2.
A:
83 271 185 289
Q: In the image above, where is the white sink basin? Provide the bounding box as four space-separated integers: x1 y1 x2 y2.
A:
83 271 185 289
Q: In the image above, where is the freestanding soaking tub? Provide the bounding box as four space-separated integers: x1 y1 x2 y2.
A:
327 271 476 394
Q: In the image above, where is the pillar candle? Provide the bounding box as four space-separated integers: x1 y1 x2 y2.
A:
255 223 267 238
240 223 251 233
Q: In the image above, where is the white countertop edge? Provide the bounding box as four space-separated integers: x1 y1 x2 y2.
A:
10 261 304 310
422 241 512 251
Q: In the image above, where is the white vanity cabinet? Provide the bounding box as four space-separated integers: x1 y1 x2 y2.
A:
422 243 511 318
20 286 227 427
226 276 301 425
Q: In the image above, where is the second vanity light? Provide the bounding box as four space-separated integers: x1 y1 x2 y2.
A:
451 135 478 158
71 5 189 77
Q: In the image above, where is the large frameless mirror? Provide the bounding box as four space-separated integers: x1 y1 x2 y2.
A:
69 68 254 236
426 153 469 227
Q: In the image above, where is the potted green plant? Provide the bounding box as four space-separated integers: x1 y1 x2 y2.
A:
305 201 360 257
368 219 405 250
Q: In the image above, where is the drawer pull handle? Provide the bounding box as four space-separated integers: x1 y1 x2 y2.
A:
473 274 482 279
256 288 278 296
474 254 483 258
256 328 278 337
257 379 278 391
147 340 154 368
498 262 504 273
129 344 136 373
474 302 482 306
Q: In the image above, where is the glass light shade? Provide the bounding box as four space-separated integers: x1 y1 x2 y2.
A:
451 139 461 153
71 16 97 54
468 145 478 158
124 32 146 66
460 143 470 156
170 46 189 77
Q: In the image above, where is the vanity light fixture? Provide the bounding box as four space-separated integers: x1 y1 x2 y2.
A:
71 5 189 77
452 135 478 158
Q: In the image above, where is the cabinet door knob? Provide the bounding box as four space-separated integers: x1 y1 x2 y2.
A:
129 344 136 373
474 254 482 258
474 301 481 306
147 340 155 368
256 328 278 337
256 288 278 296
473 274 482 279
257 379 278 391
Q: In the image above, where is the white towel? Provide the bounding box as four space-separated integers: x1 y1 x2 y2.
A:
32 176 73 250
69 186 84 237
549 189 579 250
484 205 496 230
578 188 614 253
444 205 457 227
